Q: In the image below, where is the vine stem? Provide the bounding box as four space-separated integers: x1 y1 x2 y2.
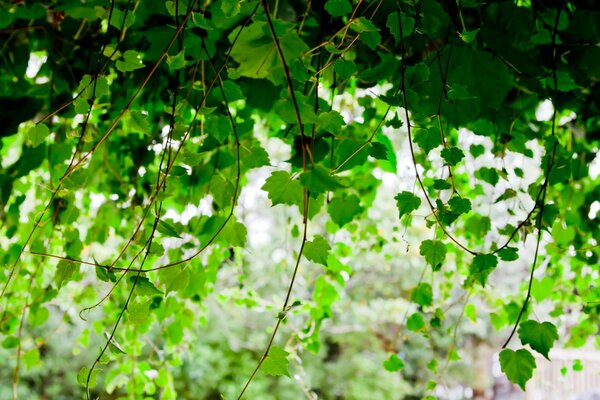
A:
502 2 563 348
236 1 311 397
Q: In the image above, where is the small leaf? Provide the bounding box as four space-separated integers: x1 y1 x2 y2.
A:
132 276 163 297
440 147 465 166
55 259 77 289
28 123 50 147
497 247 519 262
469 253 498 286
261 346 290 377
383 354 405 372
166 48 186 71
518 320 558 360
262 171 303 207
465 304 477 322
419 240 447 271
303 235 331 266
327 195 363 227
317 110 346 134
325 0 352 17
411 283 433 307
499 348 536 391
448 196 471 215
157 220 182 238
406 312 425 332
414 128 442 154
116 50 144 72
460 28 480 43
433 179 452 190
395 191 421 219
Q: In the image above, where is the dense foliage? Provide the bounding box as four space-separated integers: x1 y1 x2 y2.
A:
0 0 599 398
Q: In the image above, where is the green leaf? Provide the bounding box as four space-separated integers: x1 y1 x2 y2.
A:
116 50 144 73
262 171 303 206
460 28 480 43
317 110 346 134
465 304 477 322
327 195 363 227
406 312 425 332
300 165 341 196
157 220 182 238
159 266 190 294
433 179 452 190
77 366 97 388
411 283 433 307
303 235 330 266
440 147 465 166
476 167 500 186
55 259 77 289
448 196 471 215
132 276 163 297
469 254 498 286
395 191 421 219
499 348 536 391
261 346 290 377
229 21 308 84
419 240 447 271
27 123 50 147
334 58 356 79
383 354 405 372
518 320 558 360
497 247 519 262
414 128 442 154
325 0 352 17
127 300 151 326
166 49 186 71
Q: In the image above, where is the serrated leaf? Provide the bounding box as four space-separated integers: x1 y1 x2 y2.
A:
383 354 405 372
440 147 465 166
419 240 447 271
469 253 498 286
395 191 421 219
262 171 303 206
499 348 536 390
300 165 341 196
448 196 471 214
303 235 330 266
518 320 558 360
414 128 442 154
327 195 363 227
317 110 346 134
127 299 151 326
261 346 290 377
411 283 433 307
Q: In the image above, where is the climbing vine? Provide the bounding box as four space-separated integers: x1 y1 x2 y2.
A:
0 0 598 398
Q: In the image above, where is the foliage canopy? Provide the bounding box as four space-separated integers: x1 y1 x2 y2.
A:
0 0 599 398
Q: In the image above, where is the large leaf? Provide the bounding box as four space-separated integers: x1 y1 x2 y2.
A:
499 348 536 390
518 320 559 360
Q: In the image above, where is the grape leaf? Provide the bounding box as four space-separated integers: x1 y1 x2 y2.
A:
440 147 465 166
411 283 433 307
419 240 447 271
518 320 558 360
327 195 363 227
383 354 405 372
262 171 303 206
395 191 421 219
406 312 425 332
468 253 498 286
303 235 330 266
499 348 536 390
261 346 290 377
